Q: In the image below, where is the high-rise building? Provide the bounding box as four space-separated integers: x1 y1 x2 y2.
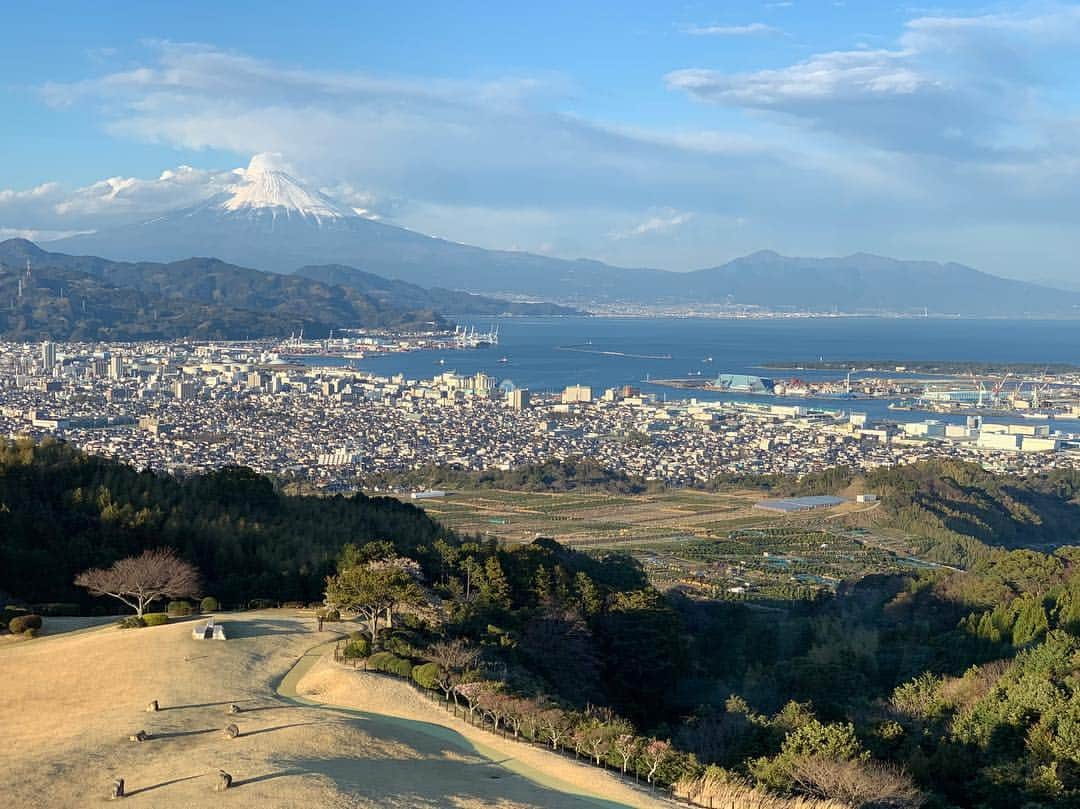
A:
173 380 197 400
561 384 592 404
41 341 56 372
108 355 125 380
472 372 496 395
507 388 530 411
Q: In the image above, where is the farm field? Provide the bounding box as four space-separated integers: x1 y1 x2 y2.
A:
398 489 929 600
391 488 774 545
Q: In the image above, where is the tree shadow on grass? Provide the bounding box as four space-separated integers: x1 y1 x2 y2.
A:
231 768 306 788
285 754 635 809
235 703 295 714
225 619 313 638
152 727 218 739
124 773 204 796
240 720 331 738
160 699 252 711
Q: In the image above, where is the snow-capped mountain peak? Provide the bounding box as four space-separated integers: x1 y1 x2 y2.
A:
221 153 354 220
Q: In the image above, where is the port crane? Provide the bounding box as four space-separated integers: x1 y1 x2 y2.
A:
990 372 1013 409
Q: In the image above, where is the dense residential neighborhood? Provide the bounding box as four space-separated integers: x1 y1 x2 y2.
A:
3 338 1077 487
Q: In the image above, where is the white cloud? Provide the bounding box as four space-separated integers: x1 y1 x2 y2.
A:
610 210 694 240
0 165 237 230
684 23 779 37
666 5 1080 158
0 227 94 243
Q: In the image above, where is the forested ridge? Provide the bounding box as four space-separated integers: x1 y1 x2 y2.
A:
5 441 1080 806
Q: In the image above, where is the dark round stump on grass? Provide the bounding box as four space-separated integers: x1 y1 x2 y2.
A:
146 699 159 712
223 723 240 739
110 777 125 799
214 770 233 792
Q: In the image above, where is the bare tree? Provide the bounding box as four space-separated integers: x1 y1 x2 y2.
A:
75 548 199 617
537 707 575 751
424 639 480 705
612 733 641 775
788 755 925 808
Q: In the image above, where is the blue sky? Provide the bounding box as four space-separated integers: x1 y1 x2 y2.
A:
2 1 1079 281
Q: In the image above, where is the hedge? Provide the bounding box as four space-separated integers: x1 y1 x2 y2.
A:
142 613 169 627
200 596 219 612
167 601 193 617
368 651 414 678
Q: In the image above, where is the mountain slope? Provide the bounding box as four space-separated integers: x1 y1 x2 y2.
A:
0 239 441 340
294 264 580 316
680 251 1079 316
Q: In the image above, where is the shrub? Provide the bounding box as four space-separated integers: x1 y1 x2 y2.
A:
249 598 277 610
167 601 193 617
9 614 43 634
282 601 306 609
118 616 146 629
200 596 219 612
343 637 371 659
23 628 38 638
142 613 169 627
412 662 440 690
349 629 372 642
317 608 341 622
368 651 414 678
388 656 414 678
34 602 80 616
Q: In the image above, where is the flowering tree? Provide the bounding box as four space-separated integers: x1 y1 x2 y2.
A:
424 639 480 705
642 739 673 784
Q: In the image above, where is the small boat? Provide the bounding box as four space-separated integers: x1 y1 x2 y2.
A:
436 358 446 365
498 357 509 364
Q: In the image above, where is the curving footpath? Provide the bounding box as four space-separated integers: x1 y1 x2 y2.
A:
276 642 670 809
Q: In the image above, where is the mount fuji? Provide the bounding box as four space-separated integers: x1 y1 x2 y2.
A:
54 155 660 301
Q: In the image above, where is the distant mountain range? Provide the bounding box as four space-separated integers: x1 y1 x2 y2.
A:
41 156 1080 316
0 239 571 341
293 264 577 317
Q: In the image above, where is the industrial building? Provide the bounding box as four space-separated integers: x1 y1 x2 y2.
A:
714 374 775 394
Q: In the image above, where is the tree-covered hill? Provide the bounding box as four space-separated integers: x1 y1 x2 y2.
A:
0 238 442 339
0 438 447 605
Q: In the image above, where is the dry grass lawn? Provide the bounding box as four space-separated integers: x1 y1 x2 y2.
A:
0 611 670 808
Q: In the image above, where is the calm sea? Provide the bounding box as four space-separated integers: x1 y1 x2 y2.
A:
327 317 1080 427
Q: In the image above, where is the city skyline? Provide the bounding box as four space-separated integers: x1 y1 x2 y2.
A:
3 1 1080 283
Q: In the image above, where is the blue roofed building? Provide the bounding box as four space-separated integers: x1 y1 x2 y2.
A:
714 374 776 394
